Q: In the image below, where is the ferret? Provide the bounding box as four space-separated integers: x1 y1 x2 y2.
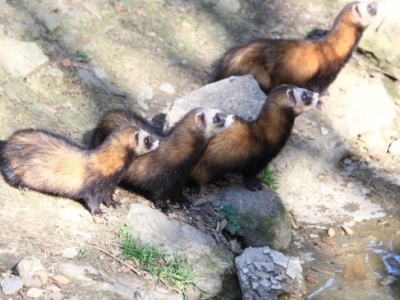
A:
91 109 166 147
214 1 378 95
0 126 159 215
191 85 319 191
92 108 236 209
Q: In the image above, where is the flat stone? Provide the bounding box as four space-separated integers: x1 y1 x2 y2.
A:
59 263 98 282
0 39 49 78
270 250 289 268
26 287 44 298
159 82 175 94
16 256 48 288
126 204 235 299
0 276 24 295
35 8 61 32
62 247 78 259
263 263 274 273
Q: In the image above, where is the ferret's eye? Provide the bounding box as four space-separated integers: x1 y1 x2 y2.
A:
367 3 377 15
301 93 310 101
144 136 151 147
213 114 221 123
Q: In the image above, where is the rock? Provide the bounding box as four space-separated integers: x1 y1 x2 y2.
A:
16 256 48 288
388 139 400 154
51 274 71 286
136 84 153 102
126 203 236 299
379 275 397 286
0 276 24 295
215 0 241 14
35 8 61 32
328 227 335 237
341 226 354 235
165 75 266 129
158 82 175 94
236 247 305 299
358 0 400 79
0 242 18 255
59 263 99 282
92 67 108 81
26 287 44 298
62 247 78 259
0 39 49 78
208 184 292 250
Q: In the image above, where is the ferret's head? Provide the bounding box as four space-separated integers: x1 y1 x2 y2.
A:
270 85 319 116
347 1 378 28
192 108 236 140
112 126 159 155
133 129 160 155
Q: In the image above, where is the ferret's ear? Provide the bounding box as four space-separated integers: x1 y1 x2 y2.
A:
352 3 362 22
131 132 139 148
195 112 206 130
286 88 295 105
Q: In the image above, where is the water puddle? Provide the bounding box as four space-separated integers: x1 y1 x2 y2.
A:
308 239 400 300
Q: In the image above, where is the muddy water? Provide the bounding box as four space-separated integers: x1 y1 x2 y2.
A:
307 222 400 300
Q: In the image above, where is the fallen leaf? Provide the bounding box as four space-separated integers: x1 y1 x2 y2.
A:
341 225 354 235
305 275 315 284
327 227 335 237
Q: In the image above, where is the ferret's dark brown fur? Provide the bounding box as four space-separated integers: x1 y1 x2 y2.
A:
92 108 235 209
214 1 378 94
0 126 158 215
191 85 319 191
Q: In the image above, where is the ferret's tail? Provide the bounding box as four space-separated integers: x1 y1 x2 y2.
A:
0 140 5 153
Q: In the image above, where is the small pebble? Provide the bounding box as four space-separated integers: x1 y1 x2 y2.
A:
26 287 43 298
309 234 319 239
320 126 329 135
346 182 354 188
327 227 335 237
341 226 354 235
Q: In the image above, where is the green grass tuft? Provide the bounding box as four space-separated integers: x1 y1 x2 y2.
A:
120 226 195 295
259 167 279 191
76 50 90 62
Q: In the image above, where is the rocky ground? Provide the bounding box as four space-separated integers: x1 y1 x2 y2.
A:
0 0 400 299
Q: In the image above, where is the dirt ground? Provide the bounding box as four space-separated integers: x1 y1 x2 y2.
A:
0 0 400 299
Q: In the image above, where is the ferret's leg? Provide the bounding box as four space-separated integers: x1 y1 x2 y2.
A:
102 188 121 209
172 190 193 209
85 196 103 216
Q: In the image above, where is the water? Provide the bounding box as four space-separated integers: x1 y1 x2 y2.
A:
307 239 400 300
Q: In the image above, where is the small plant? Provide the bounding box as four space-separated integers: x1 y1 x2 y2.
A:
120 226 195 295
259 167 279 191
78 248 88 259
219 205 241 236
76 50 90 62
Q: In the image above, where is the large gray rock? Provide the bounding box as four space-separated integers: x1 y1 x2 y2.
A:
235 247 305 300
0 39 49 78
126 204 235 299
165 75 266 129
357 0 400 79
208 184 292 251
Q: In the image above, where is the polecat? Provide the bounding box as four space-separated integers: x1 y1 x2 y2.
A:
0 126 159 215
214 1 378 95
191 85 319 191
92 108 236 209
91 109 166 148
